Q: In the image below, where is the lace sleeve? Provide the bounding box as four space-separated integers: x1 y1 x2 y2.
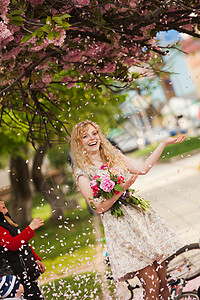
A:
75 169 86 186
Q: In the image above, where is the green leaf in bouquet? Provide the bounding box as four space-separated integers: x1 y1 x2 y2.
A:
116 208 124 219
132 196 139 205
111 208 124 219
89 199 96 210
114 184 124 192
128 188 135 193
112 174 118 180
110 188 151 219
112 201 120 209
107 192 113 198
111 201 124 219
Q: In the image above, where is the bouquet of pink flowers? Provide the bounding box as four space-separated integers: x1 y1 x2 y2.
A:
90 164 150 219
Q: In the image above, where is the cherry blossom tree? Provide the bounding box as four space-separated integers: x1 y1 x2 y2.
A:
0 82 124 224
0 0 200 143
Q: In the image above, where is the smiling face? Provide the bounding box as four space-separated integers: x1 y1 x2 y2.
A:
81 124 101 155
0 200 8 215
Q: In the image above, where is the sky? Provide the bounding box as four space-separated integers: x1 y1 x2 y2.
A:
156 29 182 46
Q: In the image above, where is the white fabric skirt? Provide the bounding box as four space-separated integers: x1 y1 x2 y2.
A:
101 204 183 280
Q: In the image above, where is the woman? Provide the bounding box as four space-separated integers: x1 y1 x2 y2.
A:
70 120 186 300
0 200 46 299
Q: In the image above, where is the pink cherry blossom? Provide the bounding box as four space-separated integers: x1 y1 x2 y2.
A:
0 21 14 50
1 45 22 60
42 74 52 84
28 0 44 7
98 63 115 74
61 76 71 83
46 29 66 47
71 0 90 6
0 0 10 22
66 82 76 89
63 49 83 63
104 3 115 11
0 0 199 126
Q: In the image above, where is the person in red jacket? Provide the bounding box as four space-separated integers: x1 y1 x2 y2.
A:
0 199 46 299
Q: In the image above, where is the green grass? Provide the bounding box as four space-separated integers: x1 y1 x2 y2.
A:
129 136 200 160
41 271 102 300
32 193 52 221
31 193 96 279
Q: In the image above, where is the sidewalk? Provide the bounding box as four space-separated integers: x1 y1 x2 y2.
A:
134 152 200 244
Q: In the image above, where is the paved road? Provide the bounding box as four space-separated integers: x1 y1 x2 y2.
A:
133 152 200 244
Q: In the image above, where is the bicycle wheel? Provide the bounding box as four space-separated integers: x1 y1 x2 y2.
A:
166 243 200 280
180 291 199 299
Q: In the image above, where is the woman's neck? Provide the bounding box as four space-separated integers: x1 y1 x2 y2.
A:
90 153 103 167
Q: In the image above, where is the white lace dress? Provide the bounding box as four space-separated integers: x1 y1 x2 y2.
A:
76 167 183 280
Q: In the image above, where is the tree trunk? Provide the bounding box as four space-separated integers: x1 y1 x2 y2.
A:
10 155 32 227
32 144 67 221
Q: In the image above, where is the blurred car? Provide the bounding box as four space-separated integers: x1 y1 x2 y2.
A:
107 128 139 153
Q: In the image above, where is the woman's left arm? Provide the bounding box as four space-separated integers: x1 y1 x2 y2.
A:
122 135 186 175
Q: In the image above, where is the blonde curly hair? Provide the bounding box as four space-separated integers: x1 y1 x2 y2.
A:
70 121 127 182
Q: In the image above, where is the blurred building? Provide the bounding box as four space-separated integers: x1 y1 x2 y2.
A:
180 37 200 98
109 32 200 152
159 35 200 131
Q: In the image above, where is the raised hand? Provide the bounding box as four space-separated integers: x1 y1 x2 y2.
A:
29 217 44 230
162 135 186 146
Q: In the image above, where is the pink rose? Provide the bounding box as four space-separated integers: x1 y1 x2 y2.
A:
100 164 108 170
114 190 121 195
100 175 115 192
90 179 98 188
117 176 124 184
92 185 99 193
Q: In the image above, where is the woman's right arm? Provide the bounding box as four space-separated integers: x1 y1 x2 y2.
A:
78 174 138 214
0 217 44 251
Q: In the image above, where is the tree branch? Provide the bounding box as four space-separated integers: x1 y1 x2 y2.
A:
0 49 57 97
